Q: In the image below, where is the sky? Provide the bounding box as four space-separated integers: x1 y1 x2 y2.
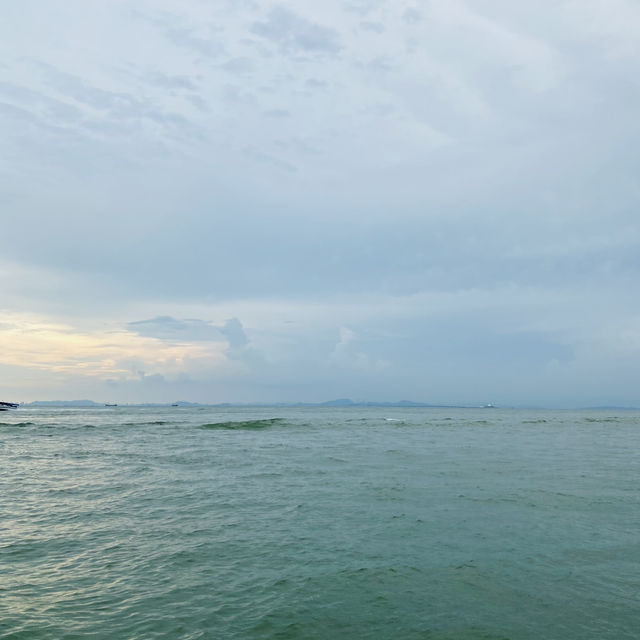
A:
1 0 640 406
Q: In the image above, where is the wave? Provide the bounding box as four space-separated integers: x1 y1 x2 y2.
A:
199 418 284 430
0 421 36 427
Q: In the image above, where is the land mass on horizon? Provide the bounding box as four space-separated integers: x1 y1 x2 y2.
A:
20 399 640 410
25 398 474 408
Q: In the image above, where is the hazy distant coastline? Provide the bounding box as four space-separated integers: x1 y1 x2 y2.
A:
24 399 462 408
21 399 640 410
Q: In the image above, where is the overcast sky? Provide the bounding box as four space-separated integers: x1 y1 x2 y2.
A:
2 0 640 406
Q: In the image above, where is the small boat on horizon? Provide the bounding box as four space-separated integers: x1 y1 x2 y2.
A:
105 403 118 407
0 401 19 411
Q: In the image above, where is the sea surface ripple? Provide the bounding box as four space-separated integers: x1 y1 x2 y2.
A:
1 406 639 639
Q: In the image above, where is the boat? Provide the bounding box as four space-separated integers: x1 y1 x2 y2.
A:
105 403 118 407
0 401 19 411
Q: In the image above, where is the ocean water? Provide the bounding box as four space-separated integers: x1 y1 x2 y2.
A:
1 406 639 639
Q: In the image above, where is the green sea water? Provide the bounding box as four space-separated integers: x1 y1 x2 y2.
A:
1 406 639 639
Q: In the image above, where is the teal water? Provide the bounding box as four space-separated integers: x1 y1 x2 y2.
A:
1 407 639 639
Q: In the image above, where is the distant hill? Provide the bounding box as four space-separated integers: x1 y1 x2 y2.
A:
23 398 482 408
320 398 355 406
319 399 454 408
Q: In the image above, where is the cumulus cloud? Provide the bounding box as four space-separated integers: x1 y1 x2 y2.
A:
331 327 389 371
0 312 227 385
219 318 249 350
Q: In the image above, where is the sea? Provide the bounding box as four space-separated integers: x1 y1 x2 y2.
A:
1 406 639 639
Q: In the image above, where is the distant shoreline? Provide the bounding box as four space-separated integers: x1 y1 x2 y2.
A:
20 400 640 410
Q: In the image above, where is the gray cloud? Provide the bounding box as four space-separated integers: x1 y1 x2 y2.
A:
251 6 342 54
342 0 385 16
360 21 385 33
305 77 328 88
263 108 291 118
126 317 260 366
145 71 199 91
219 318 249 350
135 10 226 58
127 317 223 342
3 0 640 405
186 93 208 111
220 57 256 73
403 8 421 24
24 62 197 143
164 26 224 57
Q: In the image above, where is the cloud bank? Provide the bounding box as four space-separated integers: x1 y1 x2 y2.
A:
2 0 640 406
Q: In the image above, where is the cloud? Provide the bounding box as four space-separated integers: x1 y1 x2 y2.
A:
126 315 263 367
136 10 225 58
219 318 249 350
2 0 640 405
217 318 266 369
127 316 223 342
163 25 224 57
145 71 199 91
342 0 385 17
305 77 328 88
219 57 255 73
330 326 389 371
0 312 227 385
251 6 342 54
263 108 291 118
360 21 385 33
403 8 421 24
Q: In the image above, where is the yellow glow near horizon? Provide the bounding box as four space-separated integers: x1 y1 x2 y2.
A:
0 312 227 379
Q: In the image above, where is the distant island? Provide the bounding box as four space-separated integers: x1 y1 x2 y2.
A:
20 399 640 410
25 398 477 408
